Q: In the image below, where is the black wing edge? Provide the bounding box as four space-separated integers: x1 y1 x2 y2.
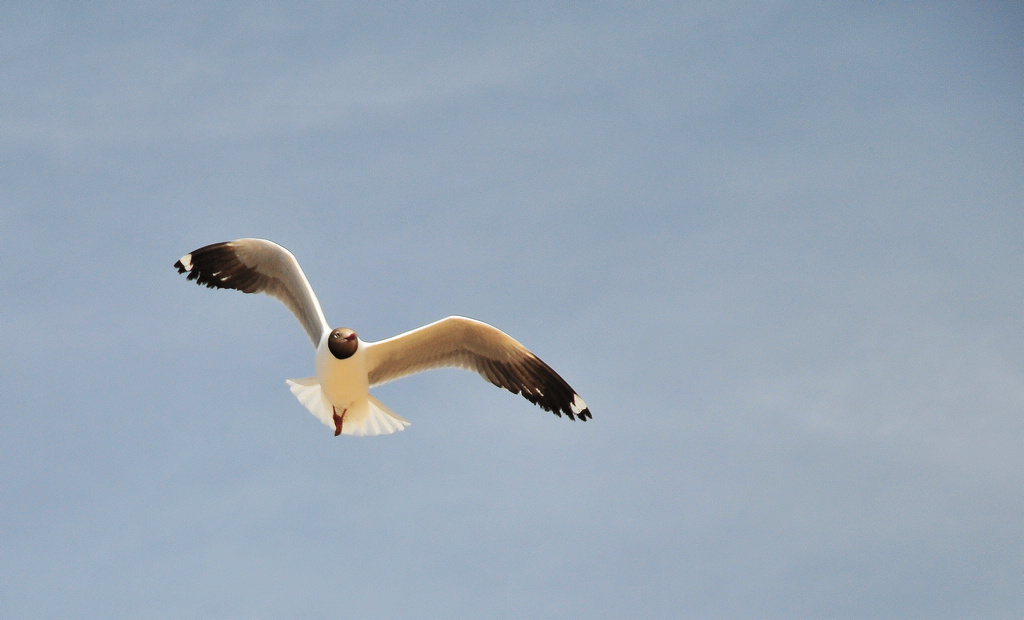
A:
173 241 267 294
480 353 592 421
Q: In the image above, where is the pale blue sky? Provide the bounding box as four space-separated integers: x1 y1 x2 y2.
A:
2 3 1022 618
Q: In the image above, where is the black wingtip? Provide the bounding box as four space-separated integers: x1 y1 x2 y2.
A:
564 407 593 422
545 394 591 421
172 242 264 294
567 394 591 422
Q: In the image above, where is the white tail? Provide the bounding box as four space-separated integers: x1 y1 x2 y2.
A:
286 377 410 437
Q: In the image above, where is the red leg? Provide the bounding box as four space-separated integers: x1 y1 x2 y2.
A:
332 406 346 436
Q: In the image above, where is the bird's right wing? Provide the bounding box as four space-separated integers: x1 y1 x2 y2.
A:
174 238 330 347
363 316 590 420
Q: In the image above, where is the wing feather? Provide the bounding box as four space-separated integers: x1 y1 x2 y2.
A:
364 316 591 421
174 238 330 347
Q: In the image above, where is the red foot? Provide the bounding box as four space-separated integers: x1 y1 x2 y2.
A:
332 406 346 436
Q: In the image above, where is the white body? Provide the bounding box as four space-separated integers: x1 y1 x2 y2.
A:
285 335 409 437
315 335 369 412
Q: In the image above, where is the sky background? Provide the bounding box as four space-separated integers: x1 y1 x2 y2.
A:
2 3 1022 618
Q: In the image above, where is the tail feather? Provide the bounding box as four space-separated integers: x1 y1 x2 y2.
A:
286 378 410 437
365 394 410 435
286 377 334 429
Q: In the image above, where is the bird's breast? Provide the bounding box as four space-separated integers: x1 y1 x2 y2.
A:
315 339 370 408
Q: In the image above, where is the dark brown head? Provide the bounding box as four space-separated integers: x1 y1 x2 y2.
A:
327 328 358 359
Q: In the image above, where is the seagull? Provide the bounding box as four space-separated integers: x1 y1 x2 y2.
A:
174 238 591 437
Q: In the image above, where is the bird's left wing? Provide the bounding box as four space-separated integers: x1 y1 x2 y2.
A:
364 316 591 420
174 238 330 347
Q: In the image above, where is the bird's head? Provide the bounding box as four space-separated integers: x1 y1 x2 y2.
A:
328 328 358 359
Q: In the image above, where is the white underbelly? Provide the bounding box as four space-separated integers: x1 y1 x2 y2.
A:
315 340 370 409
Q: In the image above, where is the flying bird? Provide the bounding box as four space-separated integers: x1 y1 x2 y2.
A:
174 238 591 436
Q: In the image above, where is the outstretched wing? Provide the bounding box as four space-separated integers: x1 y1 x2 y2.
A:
174 238 330 347
363 316 591 421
